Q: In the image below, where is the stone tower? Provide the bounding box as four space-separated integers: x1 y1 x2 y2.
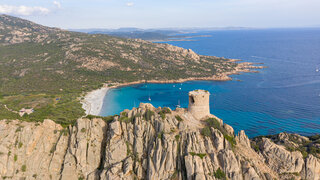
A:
188 90 210 119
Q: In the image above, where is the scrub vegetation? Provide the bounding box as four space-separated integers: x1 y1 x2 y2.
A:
0 15 241 125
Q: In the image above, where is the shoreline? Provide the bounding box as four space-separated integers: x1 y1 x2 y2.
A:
81 62 266 116
107 62 266 88
81 85 109 116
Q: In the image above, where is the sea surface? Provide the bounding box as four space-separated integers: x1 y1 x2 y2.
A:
100 28 320 138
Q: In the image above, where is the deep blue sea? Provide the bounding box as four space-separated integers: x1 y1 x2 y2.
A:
100 28 320 138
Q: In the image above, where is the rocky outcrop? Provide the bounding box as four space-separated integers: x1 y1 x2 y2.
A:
236 130 250 148
303 155 320 180
0 119 68 179
0 104 319 179
60 118 106 179
259 138 304 175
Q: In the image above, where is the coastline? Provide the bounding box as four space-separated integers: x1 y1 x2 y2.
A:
81 85 109 116
107 62 265 88
149 35 212 42
81 62 266 115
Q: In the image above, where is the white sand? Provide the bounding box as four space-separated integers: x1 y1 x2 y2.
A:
81 86 109 116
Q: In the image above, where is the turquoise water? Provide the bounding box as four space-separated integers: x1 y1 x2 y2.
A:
100 28 320 137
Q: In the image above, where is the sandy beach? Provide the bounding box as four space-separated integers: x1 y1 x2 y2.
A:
81 85 109 115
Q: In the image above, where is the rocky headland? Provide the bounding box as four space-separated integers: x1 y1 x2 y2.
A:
1 90 319 180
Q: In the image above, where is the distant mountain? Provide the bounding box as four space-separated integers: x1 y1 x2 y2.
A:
71 28 184 41
71 27 143 33
93 31 171 41
71 27 252 41
0 14 250 125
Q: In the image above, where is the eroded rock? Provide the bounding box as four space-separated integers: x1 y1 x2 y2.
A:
0 104 319 180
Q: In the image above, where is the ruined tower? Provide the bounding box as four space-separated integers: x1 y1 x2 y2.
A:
188 90 210 119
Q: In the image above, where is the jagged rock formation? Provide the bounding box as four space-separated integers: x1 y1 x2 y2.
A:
0 103 319 179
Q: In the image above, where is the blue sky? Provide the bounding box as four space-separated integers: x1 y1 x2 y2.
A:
0 0 320 29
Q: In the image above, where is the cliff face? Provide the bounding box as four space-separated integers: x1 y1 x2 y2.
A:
0 104 319 180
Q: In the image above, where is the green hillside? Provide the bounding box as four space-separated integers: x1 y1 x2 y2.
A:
0 15 241 125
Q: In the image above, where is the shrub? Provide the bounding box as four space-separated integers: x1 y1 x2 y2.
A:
175 135 180 141
301 151 308 159
15 126 22 132
81 128 86 133
86 115 114 123
145 110 154 121
160 111 166 120
170 171 178 180
85 114 96 120
206 118 221 130
175 115 183 122
18 142 23 148
309 146 320 154
60 129 69 136
21 165 26 172
252 143 260 152
161 107 171 114
202 118 237 148
224 134 236 148
286 146 295 152
214 168 226 179
201 127 211 137
125 141 132 156
121 112 128 117
119 116 131 123
50 144 56 154
189 152 207 159
14 154 17 161
158 131 164 139
134 113 141 118
308 134 320 141
103 116 114 123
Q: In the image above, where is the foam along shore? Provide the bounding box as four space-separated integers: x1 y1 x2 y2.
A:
81 85 109 116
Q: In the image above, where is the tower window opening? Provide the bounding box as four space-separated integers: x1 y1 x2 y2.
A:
190 96 195 104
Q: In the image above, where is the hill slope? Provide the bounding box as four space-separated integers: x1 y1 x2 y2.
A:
0 15 259 125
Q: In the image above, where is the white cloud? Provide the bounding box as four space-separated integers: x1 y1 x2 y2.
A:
53 1 61 9
126 2 134 7
0 5 50 16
